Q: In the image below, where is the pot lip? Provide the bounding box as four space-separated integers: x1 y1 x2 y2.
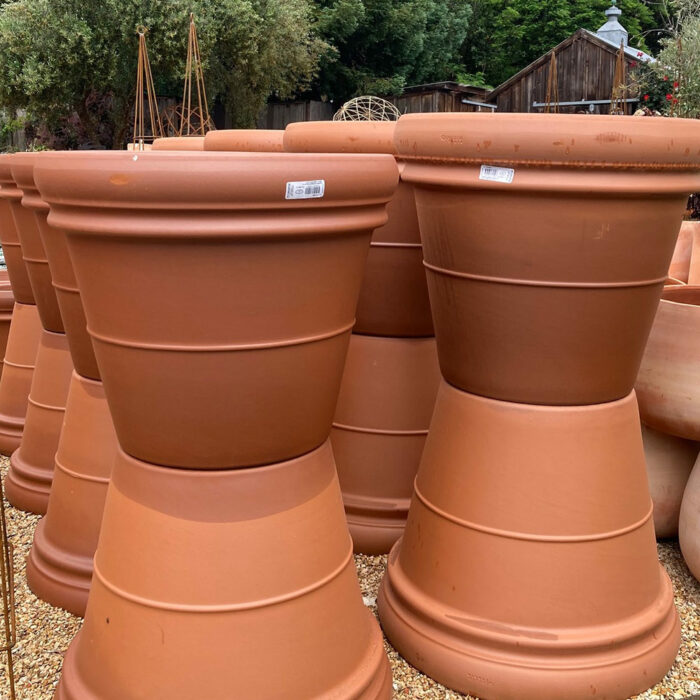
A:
0 154 23 199
33 150 399 215
284 121 396 155
151 136 205 151
394 113 700 172
204 129 285 152
661 284 700 308
8 153 48 211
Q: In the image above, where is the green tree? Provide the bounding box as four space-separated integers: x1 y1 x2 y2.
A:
310 0 471 103
0 0 325 148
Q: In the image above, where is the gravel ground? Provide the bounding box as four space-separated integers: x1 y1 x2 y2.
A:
0 453 697 699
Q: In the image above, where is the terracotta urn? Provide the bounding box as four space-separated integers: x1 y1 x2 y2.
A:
284 121 433 336
642 423 698 538
669 220 696 282
378 112 697 700
204 129 284 152
3 153 73 514
685 221 700 284
331 334 440 553
35 150 397 699
636 286 700 441
0 159 41 454
390 113 699 405
679 452 700 580
151 136 205 150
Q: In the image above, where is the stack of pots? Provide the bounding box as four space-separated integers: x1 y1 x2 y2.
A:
0 159 42 456
636 284 700 578
35 149 398 699
284 121 440 554
377 113 700 700
3 154 73 514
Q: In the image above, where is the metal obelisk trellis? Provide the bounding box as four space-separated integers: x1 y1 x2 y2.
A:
544 51 560 114
610 41 628 115
179 14 214 136
132 26 164 149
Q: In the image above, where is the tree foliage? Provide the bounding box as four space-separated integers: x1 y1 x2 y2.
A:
0 0 325 148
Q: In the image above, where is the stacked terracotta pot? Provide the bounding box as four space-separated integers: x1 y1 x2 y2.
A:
377 113 700 700
284 121 440 554
2 154 73 514
0 159 42 456
34 149 398 698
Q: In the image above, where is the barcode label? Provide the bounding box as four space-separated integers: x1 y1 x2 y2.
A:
285 179 325 199
479 165 515 184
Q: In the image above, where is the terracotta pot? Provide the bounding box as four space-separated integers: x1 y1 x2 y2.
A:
642 423 698 538
4 329 73 513
0 274 14 379
0 158 35 304
666 276 685 286
669 220 696 283
636 286 700 440
9 153 64 333
35 151 398 468
0 302 41 455
151 136 205 151
378 381 679 699
394 113 700 405
679 452 700 581
332 334 440 554
204 129 284 152
55 441 391 699
27 372 117 616
285 121 432 336
685 221 700 285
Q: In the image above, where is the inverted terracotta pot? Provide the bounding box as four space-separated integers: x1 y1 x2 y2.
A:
55 441 391 699
4 329 73 513
8 153 64 333
332 334 439 554
670 220 696 283
0 302 41 454
636 286 700 440
378 381 679 699
35 151 398 468
151 136 205 151
285 121 432 336
686 221 700 285
0 158 35 304
27 372 117 615
642 423 698 538
395 113 700 405
679 452 700 581
205 129 284 152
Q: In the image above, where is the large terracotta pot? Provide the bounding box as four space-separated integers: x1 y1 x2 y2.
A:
642 423 698 538
393 113 700 405
0 302 41 455
151 136 205 150
56 442 390 700
284 121 433 337
0 273 14 380
35 151 398 468
669 220 696 282
379 383 679 700
636 286 700 440
204 129 284 152
331 334 440 554
679 452 700 581
685 221 700 284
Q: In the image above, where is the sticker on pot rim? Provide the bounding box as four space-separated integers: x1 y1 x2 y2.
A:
479 165 514 184
285 180 325 199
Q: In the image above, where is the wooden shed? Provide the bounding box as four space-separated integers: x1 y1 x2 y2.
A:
488 3 652 114
387 82 495 114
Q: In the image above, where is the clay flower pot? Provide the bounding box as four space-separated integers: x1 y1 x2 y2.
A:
393 113 700 405
636 286 700 440
151 136 205 150
669 220 696 283
0 273 14 380
642 423 698 538
679 452 700 581
204 129 284 152
35 151 398 468
379 382 680 699
331 334 440 554
284 121 433 337
685 221 700 284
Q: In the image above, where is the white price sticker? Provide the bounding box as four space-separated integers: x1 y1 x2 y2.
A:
285 179 325 200
479 165 515 184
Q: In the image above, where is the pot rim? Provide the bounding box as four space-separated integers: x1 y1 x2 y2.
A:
151 136 205 151
204 129 285 152
284 121 396 155
660 284 700 307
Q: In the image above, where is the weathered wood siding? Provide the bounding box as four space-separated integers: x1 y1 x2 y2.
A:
258 101 334 129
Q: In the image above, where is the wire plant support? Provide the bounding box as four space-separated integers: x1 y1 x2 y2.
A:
0 476 16 700
132 25 164 150
544 51 560 114
610 40 628 115
333 96 401 122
